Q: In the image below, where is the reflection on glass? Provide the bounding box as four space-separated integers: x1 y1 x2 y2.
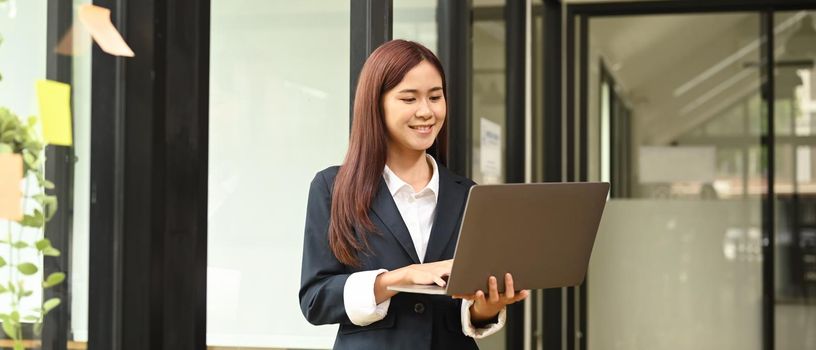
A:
0 0 92 346
472 0 506 185
587 13 764 349
393 0 437 53
70 0 93 343
774 11 816 350
208 1 349 348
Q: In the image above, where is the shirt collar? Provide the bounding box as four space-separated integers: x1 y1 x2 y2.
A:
383 154 439 200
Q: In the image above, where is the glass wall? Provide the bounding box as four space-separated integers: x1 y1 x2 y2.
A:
208 1 350 348
472 0 507 185
0 0 91 347
70 0 92 343
585 13 765 349
0 0 49 336
773 10 816 350
393 0 437 53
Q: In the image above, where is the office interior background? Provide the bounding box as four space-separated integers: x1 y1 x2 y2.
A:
0 0 814 349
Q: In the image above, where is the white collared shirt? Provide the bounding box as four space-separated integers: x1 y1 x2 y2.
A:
342 154 505 338
382 154 439 263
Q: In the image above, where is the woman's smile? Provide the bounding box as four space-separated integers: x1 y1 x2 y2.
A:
409 124 435 135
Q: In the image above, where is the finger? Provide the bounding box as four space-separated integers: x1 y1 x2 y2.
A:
514 289 530 302
488 276 500 303
504 273 515 299
433 276 447 287
476 290 486 305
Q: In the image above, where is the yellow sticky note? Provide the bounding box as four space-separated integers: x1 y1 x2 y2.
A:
0 153 23 221
78 4 135 57
36 79 73 146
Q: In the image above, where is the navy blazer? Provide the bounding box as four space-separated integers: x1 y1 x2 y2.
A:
299 160 480 350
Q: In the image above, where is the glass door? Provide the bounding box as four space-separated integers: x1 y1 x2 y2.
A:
584 12 766 349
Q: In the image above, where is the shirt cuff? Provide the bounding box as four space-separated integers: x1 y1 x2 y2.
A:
460 299 507 339
343 269 391 326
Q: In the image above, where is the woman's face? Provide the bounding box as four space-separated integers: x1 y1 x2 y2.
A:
382 60 446 154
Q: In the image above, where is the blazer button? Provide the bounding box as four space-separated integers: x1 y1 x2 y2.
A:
414 302 425 314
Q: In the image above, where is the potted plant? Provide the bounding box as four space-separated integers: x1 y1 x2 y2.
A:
0 13 66 350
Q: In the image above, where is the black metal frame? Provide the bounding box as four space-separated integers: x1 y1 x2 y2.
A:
89 0 210 349
88 0 126 346
760 12 776 350
40 1 75 349
539 4 565 350
437 0 472 174
538 8 572 349
504 1 526 349
350 0 393 127
565 2 816 350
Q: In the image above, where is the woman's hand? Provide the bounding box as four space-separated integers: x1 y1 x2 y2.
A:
453 273 529 323
401 259 452 287
374 259 453 304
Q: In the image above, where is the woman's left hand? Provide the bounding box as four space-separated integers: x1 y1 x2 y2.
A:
453 273 530 322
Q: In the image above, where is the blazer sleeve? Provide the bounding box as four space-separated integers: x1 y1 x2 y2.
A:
299 170 353 326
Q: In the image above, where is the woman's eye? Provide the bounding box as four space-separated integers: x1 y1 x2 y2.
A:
430 96 442 101
401 98 416 103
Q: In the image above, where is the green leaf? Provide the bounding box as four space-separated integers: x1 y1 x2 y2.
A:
33 321 43 337
43 247 61 257
10 311 19 322
35 239 51 251
43 272 65 288
21 210 44 228
0 131 13 143
2 320 16 340
0 284 7 294
13 341 23 350
22 151 36 168
0 130 17 144
43 298 61 313
34 194 58 221
23 315 38 322
22 290 33 297
0 256 5 268
8 282 16 294
11 241 27 249
43 179 55 189
17 263 38 275
0 143 10 154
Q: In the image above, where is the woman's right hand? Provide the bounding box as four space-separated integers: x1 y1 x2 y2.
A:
373 259 453 304
401 259 452 287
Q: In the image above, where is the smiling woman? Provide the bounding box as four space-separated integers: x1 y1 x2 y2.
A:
299 40 527 350
382 61 447 157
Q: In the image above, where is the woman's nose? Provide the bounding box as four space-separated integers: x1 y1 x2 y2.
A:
415 99 433 118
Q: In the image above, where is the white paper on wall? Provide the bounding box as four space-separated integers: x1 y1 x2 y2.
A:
639 146 716 183
480 118 502 180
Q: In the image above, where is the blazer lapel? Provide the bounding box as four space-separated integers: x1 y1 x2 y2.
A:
423 164 469 263
370 180 421 264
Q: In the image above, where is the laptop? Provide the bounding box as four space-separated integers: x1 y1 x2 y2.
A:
387 182 610 295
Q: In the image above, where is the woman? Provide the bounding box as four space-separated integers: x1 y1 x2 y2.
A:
299 40 528 350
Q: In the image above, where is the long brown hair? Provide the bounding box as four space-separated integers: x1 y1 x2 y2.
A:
329 40 448 267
